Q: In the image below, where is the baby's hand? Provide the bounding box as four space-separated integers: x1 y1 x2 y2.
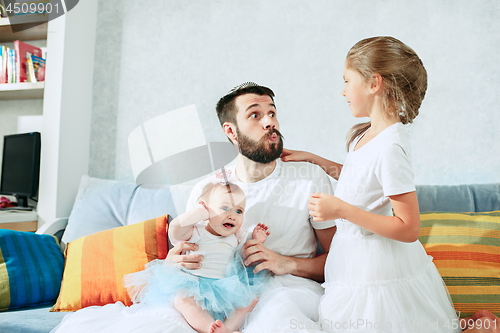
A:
252 223 270 243
280 148 311 163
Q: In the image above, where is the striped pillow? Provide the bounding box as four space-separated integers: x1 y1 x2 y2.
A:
0 230 64 311
419 211 500 318
51 215 169 312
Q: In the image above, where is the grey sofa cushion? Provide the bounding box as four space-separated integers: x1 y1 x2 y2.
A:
416 183 500 213
0 304 67 333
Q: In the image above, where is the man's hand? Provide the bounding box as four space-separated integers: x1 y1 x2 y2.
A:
242 239 294 275
165 241 203 270
308 193 345 222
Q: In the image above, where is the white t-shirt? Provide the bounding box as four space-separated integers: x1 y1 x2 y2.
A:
173 222 239 279
186 159 336 261
335 122 415 218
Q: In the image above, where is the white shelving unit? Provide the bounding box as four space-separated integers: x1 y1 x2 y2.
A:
0 82 45 99
0 14 48 43
1 3 99 230
36 0 98 230
0 14 48 98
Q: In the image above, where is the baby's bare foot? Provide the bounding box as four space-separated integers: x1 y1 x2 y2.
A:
209 319 227 333
252 223 270 243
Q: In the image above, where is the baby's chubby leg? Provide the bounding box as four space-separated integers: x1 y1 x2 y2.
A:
209 299 258 333
174 295 215 333
209 319 243 333
252 223 270 243
223 299 258 332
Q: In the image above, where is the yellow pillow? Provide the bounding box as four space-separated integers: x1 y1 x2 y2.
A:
51 215 169 312
419 211 500 318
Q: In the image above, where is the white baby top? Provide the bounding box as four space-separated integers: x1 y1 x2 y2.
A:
169 222 239 279
334 122 415 233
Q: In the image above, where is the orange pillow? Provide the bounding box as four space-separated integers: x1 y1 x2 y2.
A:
51 215 169 312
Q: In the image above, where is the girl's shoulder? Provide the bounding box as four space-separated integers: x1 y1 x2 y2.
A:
349 123 409 154
376 127 413 165
376 123 411 150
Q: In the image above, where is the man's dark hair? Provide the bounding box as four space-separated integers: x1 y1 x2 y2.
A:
216 82 275 128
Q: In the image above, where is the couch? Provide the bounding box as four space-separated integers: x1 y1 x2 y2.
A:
1 176 499 333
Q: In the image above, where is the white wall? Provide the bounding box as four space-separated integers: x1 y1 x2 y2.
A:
88 0 500 185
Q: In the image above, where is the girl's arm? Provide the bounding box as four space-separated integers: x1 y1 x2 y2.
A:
308 192 420 243
169 203 210 242
281 148 343 180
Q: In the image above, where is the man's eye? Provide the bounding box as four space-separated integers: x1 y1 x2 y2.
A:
269 112 275 117
250 113 259 119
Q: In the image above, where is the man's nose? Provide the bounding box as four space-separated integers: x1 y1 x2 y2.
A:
263 115 276 130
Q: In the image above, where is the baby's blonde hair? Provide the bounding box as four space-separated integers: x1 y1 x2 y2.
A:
199 181 245 206
345 36 427 150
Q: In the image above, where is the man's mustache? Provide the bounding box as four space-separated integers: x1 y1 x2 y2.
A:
262 128 284 141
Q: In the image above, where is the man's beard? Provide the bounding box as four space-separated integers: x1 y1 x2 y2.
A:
236 127 284 164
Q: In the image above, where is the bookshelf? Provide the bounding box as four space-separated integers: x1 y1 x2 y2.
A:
0 1 98 230
0 14 48 42
0 14 48 99
0 81 44 99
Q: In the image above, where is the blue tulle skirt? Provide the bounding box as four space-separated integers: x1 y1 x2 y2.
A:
123 249 269 322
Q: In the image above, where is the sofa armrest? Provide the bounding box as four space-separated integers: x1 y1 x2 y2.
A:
36 218 68 246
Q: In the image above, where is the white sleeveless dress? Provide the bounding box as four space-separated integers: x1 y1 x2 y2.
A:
318 124 459 333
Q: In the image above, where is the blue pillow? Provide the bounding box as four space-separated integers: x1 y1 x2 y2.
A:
61 176 178 244
0 229 64 311
62 176 138 244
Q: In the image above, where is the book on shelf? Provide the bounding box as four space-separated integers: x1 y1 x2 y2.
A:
0 41 46 84
28 54 45 82
14 40 42 83
1 46 15 84
7 48 15 83
0 45 5 83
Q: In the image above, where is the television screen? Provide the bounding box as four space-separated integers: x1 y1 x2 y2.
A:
0 132 41 207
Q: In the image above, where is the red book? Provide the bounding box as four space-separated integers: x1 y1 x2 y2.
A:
14 40 42 83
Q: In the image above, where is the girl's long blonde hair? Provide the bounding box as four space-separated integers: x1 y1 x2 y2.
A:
345 36 428 150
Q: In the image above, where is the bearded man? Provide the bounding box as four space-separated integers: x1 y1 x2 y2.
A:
168 83 337 333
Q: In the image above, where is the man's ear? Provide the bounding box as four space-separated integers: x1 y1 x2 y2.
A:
369 73 383 95
223 122 238 145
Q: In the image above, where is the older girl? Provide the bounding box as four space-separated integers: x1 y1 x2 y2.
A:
282 36 459 332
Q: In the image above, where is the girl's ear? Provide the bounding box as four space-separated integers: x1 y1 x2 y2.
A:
223 122 238 145
369 73 383 94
